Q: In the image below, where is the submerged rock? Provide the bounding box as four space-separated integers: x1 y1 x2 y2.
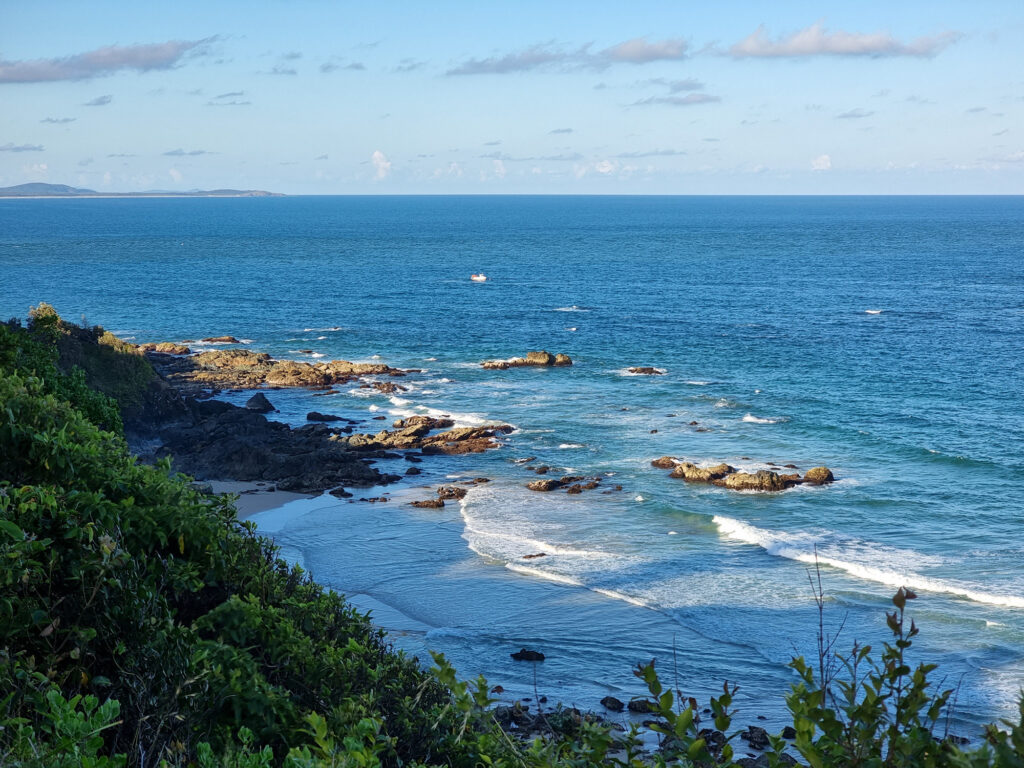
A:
307 411 343 422
201 335 241 344
628 367 664 375
510 648 545 661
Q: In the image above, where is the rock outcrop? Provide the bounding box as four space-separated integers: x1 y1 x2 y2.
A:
481 350 573 370
344 423 514 455
627 367 664 375
654 457 835 492
154 399 389 493
145 348 408 394
245 392 275 413
139 341 191 355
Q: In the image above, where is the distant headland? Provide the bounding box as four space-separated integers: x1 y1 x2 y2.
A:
0 182 283 198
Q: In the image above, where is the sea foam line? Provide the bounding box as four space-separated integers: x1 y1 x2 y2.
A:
713 516 1024 609
742 413 788 424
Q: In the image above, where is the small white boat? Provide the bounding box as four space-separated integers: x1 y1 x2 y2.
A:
470 273 487 282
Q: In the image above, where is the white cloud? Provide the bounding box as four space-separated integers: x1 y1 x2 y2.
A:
371 150 392 179
594 159 616 174
168 168 183 182
730 22 960 59
492 159 507 178
446 36 688 75
811 154 832 171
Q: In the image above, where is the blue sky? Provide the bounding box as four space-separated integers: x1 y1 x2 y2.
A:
2 1 1022 193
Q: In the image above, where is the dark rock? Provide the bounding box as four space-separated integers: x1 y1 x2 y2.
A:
405 466 421 475
245 392 275 412
522 553 547 559
437 486 468 500
201 335 241 344
372 415 387 420
533 465 551 475
410 499 444 508
627 699 655 713
393 415 455 430
514 456 537 464
329 487 352 498
405 453 423 463
482 350 573 370
628 367 664 375
565 484 583 494
784 464 798 469
649 429 658 433
189 481 214 494
510 648 545 661
600 696 625 712
781 726 797 740
700 729 727 752
744 726 770 751
307 411 343 422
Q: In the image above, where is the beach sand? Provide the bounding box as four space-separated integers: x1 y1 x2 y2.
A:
208 480 315 519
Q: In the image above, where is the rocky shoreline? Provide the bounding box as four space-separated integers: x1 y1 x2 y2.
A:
128 343 513 494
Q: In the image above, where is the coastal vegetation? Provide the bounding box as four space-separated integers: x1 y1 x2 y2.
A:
1 307 1022 766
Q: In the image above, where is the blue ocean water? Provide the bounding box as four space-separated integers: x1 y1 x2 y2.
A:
2 195 1023 731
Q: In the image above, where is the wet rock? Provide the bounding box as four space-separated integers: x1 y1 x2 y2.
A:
329 487 352 498
527 478 562 492
189 481 214 494
743 725 770 750
510 648 545 661
437 486 468 500
803 466 835 485
600 696 625 712
405 453 422 462
715 470 798 492
565 484 583 494
700 729 727 752
522 552 547 559
393 415 455 430
201 335 241 344
669 462 735 482
307 411 343 422
532 465 551 474
481 350 573 370
627 699 655 713
514 456 537 464
405 466 421 475
410 499 444 508
781 726 797 740
628 367 664 375
245 392 275 413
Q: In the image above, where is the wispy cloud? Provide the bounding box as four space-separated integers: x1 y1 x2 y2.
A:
163 148 211 156
41 117 76 124
315 154 328 160
282 51 303 61
268 66 297 76
616 148 686 158
837 108 874 119
207 90 250 106
321 61 365 73
812 154 832 171
0 143 44 152
107 153 136 158
643 77 704 92
215 90 245 99
0 38 215 83
393 58 426 73
84 94 112 106
446 36 689 75
730 22 960 58
481 151 583 162
549 127 573 134
632 93 720 107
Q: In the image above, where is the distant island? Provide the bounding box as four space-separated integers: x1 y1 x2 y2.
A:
0 182 283 198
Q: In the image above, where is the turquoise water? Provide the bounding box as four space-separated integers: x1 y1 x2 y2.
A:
2 196 1022 731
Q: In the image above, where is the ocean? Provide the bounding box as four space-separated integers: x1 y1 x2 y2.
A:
2 195 1022 734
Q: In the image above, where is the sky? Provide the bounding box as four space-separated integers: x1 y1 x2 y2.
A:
2 1 1023 194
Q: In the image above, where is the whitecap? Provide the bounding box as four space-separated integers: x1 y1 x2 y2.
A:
553 305 591 312
310 352 325 359
865 309 883 314
566 327 578 331
316 335 327 340
371 354 382 359
714 398 732 408
558 443 585 449
684 380 710 386
742 413 787 424
634 495 645 502
712 516 1024 609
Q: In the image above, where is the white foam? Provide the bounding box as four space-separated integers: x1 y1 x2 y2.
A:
316 335 327 340
634 495 646 502
368 404 380 412
389 396 412 407
558 443 585 449
742 413 787 424
593 587 651 608
310 352 325 358
668 531 678 535
505 563 583 586
715 398 733 408
425 357 437 361
553 305 591 312
865 309 883 314
685 380 710 386
713 516 1024 609
567 327 578 331
371 354 382 359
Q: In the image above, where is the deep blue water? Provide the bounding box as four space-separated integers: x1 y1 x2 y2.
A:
2 195 1023 731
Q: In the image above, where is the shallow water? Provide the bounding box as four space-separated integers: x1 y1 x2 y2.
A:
2 195 1022 734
